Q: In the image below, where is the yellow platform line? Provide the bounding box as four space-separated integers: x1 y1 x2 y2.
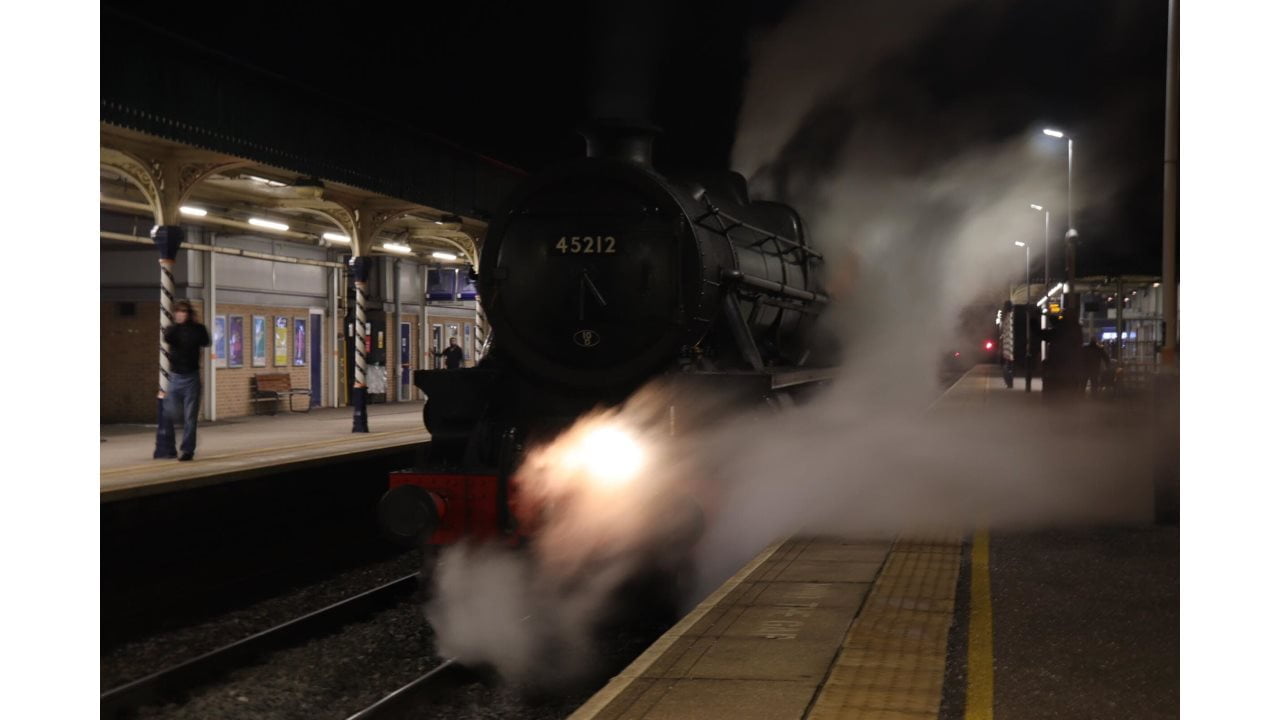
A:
964 529 994 720
100 427 423 476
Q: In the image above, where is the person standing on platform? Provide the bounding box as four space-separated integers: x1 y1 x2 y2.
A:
435 336 465 369
1043 308 1084 398
158 300 210 461
1082 339 1111 395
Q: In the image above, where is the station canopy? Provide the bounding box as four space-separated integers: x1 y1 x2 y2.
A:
101 125 491 265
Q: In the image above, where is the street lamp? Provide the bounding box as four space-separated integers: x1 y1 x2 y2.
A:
1029 203 1051 367
1042 127 1078 306
1029 204 1051 291
1014 240 1032 392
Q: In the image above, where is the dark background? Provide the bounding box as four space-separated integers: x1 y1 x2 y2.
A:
102 0 1169 274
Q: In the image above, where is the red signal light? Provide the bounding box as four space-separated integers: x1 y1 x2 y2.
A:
984 340 994 351
953 351 961 358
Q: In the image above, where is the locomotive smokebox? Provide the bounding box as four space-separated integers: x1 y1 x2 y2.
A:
580 118 661 166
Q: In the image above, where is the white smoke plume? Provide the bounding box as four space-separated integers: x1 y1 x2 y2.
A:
427 0 1164 687
693 0 1162 590
427 390 706 688
733 0 1010 181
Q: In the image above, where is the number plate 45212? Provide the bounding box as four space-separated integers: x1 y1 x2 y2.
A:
554 235 617 255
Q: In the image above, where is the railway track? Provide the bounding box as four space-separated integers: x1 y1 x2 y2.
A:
101 572 421 719
344 658 486 720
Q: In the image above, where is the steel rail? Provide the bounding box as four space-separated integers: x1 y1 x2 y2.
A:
344 658 482 720
101 572 420 719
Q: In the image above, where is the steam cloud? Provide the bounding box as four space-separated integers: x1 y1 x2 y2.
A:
427 0 1162 688
428 393 706 688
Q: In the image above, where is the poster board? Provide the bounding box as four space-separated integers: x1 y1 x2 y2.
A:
251 316 267 367
274 316 289 367
293 318 307 366
228 315 245 368
212 315 227 368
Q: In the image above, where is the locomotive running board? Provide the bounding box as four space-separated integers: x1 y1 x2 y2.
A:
664 367 839 397
768 367 839 389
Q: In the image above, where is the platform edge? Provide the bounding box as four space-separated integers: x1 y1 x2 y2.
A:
566 537 789 720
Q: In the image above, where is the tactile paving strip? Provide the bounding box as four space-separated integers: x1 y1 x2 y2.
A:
805 533 963 720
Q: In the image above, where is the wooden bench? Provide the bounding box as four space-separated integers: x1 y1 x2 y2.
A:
251 373 312 414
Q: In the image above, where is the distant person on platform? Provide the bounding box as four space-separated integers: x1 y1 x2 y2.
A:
1043 308 1085 398
1082 339 1112 395
435 337 465 370
156 300 210 461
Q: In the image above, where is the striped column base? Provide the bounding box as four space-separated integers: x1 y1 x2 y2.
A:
352 387 369 433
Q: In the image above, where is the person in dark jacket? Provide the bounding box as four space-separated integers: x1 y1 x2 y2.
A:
435 337 465 369
1082 339 1112 395
1042 308 1084 398
157 300 210 460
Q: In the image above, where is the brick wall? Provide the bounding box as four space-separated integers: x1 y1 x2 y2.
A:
210 303 326 418
101 300 163 423
100 299 331 423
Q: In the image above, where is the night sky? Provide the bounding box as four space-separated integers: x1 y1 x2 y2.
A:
103 0 1170 274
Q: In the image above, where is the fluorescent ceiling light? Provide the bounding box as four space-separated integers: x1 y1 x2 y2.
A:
323 232 351 243
249 217 289 231
431 251 457 261
1029 204 1043 211
246 174 287 187
180 206 207 217
1014 241 1026 247
382 242 413 254
1042 128 1065 138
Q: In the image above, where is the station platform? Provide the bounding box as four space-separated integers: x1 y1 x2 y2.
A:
100 402 427 502
571 534 957 720
570 365 1178 719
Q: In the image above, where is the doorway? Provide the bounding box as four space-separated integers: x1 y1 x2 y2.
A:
446 323 460 367
399 321 412 401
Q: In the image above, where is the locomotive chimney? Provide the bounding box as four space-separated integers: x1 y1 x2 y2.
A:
580 118 661 166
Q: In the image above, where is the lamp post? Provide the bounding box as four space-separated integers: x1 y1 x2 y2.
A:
1029 204 1050 291
1042 128 1078 313
1030 203 1050 368
1015 241 1031 392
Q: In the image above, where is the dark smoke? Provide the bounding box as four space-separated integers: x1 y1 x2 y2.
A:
587 1 672 122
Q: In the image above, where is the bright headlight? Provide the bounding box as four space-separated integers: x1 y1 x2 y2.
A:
570 423 645 488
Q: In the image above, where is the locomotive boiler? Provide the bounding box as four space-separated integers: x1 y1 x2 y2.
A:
378 120 837 546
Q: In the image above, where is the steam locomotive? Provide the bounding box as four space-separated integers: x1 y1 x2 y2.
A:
377 120 837 546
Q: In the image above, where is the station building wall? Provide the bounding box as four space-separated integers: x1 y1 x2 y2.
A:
100 223 451 422
101 226 339 423
101 298 166 423
420 304 482 369
203 301 321 418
